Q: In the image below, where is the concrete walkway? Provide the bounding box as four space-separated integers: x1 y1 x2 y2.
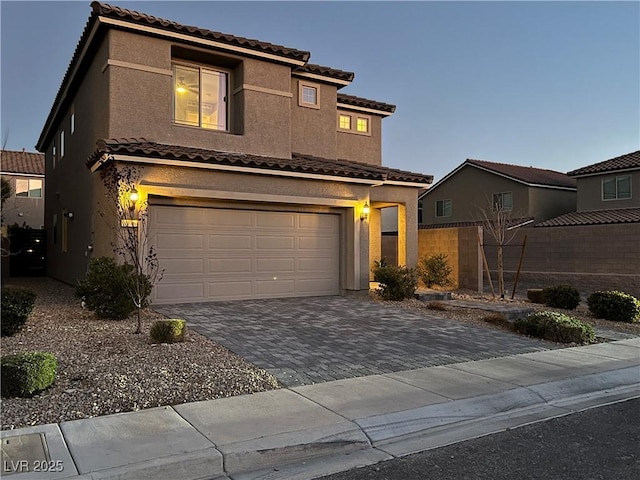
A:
156 297 559 387
2 338 639 480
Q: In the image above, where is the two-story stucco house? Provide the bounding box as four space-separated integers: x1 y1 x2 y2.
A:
536 150 640 227
1 149 45 229
418 159 577 228
37 2 432 303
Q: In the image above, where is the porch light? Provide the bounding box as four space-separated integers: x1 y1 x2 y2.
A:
128 188 139 211
360 202 370 222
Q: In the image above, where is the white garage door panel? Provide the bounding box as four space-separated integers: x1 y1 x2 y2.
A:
150 206 340 303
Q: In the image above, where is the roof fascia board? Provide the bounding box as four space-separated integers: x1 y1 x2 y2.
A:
419 163 466 198
0 172 45 178
37 19 101 151
293 71 351 87
100 17 307 66
384 180 432 188
337 104 393 117
570 166 640 178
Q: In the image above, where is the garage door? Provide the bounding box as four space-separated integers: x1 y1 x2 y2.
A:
149 206 340 303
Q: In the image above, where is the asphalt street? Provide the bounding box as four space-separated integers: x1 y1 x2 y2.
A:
317 398 640 480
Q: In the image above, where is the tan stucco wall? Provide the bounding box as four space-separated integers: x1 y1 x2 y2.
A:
44 34 112 285
337 109 382 165
1 175 45 228
291 79 338 159
528 187 576 222
576 171 640 212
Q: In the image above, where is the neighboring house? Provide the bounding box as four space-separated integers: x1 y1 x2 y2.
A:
418 159 577 227
0 149 45 228
37 2 433 303
537 150 640 227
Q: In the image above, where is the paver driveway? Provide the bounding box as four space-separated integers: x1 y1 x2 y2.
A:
156 296 558 387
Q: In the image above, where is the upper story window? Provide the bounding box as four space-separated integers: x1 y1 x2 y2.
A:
339 114 351 130
418 203 423 224
59 130 65 159
70 106 75 134
52 141 56 169
492 191 513 211
173 63 228 131
356 117 369 133
436 199 452 218
298 81 320 109
16 179 42 198
603 175 631 200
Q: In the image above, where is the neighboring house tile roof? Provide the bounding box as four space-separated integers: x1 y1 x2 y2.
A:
567 150 640 177
294 64 355 83
535 208 640 227
337 94 397 114
88 139 433 185
466 159 577 189
0 150 45 175
419 217 534 230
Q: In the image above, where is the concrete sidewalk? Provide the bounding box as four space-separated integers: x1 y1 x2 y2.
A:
2 338 639 480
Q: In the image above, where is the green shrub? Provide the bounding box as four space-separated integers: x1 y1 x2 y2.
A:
1 352 57 397
1 287 37 336
418 254 453 288
587 291 640 323
150 319 186 343
514 311 595 344
372 263 418 301
76 257 152 320
527 289 545 304
542 285 581 310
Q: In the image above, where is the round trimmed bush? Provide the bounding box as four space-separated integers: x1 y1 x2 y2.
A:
587 291 640 323
1 352 57 397
1 287 37 336
542 285 581 310
514 311 595 344
150 319 186 343
371 263 418 301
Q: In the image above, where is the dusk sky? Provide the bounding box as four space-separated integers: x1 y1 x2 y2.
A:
1 1 638 182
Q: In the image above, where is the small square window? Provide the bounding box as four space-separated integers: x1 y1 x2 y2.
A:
339 114 351 130
436 199 452 218
356 117 369 133
603 175 632 200
298 81 320 109
492 192 513 211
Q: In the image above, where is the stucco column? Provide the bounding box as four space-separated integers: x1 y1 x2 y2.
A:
368 206 382 280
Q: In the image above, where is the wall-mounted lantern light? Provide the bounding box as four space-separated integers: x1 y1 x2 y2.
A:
63 211 74 220
128 188 139 212
360 202 370 222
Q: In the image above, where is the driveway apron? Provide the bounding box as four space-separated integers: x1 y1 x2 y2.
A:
155 297 559 387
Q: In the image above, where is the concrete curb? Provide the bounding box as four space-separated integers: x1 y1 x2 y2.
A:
1 339 638 480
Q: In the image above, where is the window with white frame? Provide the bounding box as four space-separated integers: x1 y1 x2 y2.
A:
436 199 452 218
298 81 319 109
602 175 631 200
492 191 513 211
16 179 42 198
70 106 75 134
52 141 56 168
173 63 228 130
60 130 65 159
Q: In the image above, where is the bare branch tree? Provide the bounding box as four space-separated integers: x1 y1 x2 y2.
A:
98 163 164 333
476 197 522 299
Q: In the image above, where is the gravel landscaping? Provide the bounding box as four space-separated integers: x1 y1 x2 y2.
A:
0 277 279 430
2 278 637 431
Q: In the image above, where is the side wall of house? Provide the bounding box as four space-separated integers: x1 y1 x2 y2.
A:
336 110 383 166
419 167 531 225
45 34 112 285
482 224 640 298
528 187 576 223
576 171 640 212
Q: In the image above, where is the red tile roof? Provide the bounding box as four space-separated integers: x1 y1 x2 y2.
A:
0 150 45 175
535 208 640 227
337 94 396 115
419 218 534 229
567 150 640 177
88 139 433 185
294 64 355 83
466 159 577 189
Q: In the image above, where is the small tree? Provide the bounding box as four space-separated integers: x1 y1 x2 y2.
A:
418 254 453 288
477 198 523 299
98 163 164 333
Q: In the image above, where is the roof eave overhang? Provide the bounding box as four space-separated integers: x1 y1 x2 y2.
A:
337 103 394 117
292 71 352 87
89 153 430 188
569 166 640 178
